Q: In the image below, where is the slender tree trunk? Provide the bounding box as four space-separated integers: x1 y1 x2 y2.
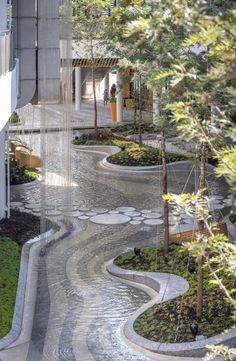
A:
196 141 206 319
138 75 142 146
92 66 98 136
161 128 169 255
90 38 97 136
134 103 137 132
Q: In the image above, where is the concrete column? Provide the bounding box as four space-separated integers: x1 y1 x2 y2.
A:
105 71 109 93
153 90 160 124
116 70 123 123
0 127 6 219
0 0 8 31
75 67 81 111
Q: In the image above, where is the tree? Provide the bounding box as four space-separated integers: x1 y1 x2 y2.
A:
109 0 189 254
159 1 236 356
72 0 112 136
113 0 236 351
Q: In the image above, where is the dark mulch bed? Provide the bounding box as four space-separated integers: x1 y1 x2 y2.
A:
0 210 41 246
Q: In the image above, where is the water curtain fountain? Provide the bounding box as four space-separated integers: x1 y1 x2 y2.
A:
39 0 73 234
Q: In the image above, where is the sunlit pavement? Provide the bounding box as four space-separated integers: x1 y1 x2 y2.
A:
10 100 152 133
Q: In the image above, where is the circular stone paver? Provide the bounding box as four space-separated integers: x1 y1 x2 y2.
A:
124 211 141 217
143 219 164 226
45 210 62 216
116 207 136 212
209 204 225 210
78 215 89 220
209 195 224 200
133 216 144 221
144 212 162 219
108 210 120 214
10 201 23 208
141 209 152 214
79 207 90 212
130 220 141 225
207 199 221 204
90 214 131 225
64 211 84 217
25 203 41 210
85 212 97 217
91 208 108 214
152 207 163 214
32 208 41 213
59 205 77 212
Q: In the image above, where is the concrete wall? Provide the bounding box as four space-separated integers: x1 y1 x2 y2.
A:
37 0 60 103
12 0 36 108
12 0 61 107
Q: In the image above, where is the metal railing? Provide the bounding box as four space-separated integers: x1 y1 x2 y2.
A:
0 30 12 77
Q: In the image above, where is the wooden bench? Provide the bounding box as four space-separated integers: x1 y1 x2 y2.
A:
170 223 228 244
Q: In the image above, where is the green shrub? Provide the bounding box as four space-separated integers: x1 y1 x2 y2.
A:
10 159 38 185
9 112 20 124
73 133 187 166
0 237 21 338
114 245 234 343
229 214 236 223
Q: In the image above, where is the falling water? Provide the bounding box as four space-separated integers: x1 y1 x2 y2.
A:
39 0 73 233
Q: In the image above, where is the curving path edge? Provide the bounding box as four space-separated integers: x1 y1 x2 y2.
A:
74 144 218 174
106 261 236 358
0 224 68 351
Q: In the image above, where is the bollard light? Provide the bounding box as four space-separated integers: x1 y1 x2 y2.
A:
190 323 198 336
134 248 141 257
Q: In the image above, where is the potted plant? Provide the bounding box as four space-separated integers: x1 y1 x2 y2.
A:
110 95 117 122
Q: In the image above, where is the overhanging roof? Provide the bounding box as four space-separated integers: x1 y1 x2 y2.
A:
72 58 118 67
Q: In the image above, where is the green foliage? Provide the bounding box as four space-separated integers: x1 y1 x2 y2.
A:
9 112 20 124
114 245 235 343
229 214 236 224
214 146 236 197
10 159 38 185
73 134 187 166
205 345 236 361
109 95 117 103
0 237 21 338
107 0 236 355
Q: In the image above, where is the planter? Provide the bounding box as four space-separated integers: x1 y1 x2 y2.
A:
110 102 117 122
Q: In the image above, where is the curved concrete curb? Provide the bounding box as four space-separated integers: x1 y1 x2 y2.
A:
73 144 119 156
74 144 217 174
0 224 69 351
10 178 40 190
107 261 236 357
101 159 218 174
